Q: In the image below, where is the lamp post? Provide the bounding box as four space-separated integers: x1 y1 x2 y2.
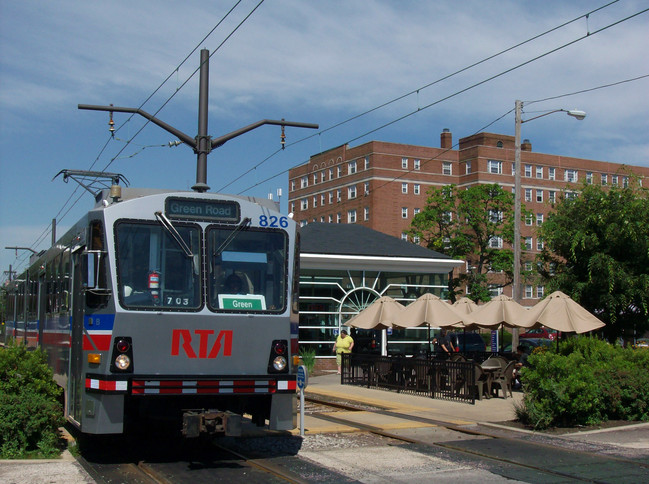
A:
512 100 585 345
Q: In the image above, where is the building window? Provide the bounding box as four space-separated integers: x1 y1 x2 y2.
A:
291 180 295 191
313 196 317 208
414 184 420 195
496 141 504 148
364 182 370 195
465 161 472 174
586 172 593 184
413 235 420 244
300 199 308 210
337 166 342 178
525 188 532 202
488 160 502 174
536 166 543 178
328 192 333 204
525 214 533 226
549 190 556 203
301 176 308 188
536 213 544 225
364 207 369 221
442 162 452 175
489 236 503 248
414 208 421 216
623 176 629 188
548 167 555 180
321 194 325 206
328 214 333 223
489 285 504 297
536 286 545 299
348 160 357 174
536 189 543 202
348 186 357 199
320 216 325 222
601 173 608 186
489 210 503 223
414 159 420 170
524 164 532 177
313 173 317 185
524 285 533 299
401 232 408 241
364 157 370 170
347 209 356 223
564 169 578 182
290 202 295 213
336 213 341 223
336 189 341 202
612 175 618 186
401 207 408 218
525 237 533 250
402 157 408 169
329 168 334 180
402 182 408 194
537 238 544 250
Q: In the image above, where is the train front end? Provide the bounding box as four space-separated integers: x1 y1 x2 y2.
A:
78 190 299 436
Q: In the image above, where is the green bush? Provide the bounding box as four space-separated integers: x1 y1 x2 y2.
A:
299 347 317 373
515 337 649 429
0 343 65 458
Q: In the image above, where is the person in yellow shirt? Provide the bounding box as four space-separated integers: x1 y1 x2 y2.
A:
332 330 354 375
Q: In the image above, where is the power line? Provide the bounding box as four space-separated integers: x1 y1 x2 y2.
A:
233 7 649 198
217 0 623 192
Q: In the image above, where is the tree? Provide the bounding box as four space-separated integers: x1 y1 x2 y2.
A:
536 181 649 340
408 184 525 302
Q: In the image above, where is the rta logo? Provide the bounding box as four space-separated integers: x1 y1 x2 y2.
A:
171 329 233 358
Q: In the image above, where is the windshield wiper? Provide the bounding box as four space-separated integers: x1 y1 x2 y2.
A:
154 211 194 258
214 217 251 255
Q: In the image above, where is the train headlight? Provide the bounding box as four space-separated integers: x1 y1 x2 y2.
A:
110 336 134 373
115 354 131 371
268 339 290 373
272 356 287 371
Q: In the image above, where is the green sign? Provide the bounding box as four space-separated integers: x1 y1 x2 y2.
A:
219 294 266 310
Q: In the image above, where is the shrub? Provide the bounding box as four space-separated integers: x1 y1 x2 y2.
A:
298 347 317 373
516 336 649 429
0 343 65 458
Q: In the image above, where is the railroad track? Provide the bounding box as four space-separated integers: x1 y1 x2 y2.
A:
304 396 649 483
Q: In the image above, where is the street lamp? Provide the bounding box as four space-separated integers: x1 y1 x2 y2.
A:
512 100 586 305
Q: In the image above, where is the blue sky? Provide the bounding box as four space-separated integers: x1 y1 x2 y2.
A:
1 0 648 281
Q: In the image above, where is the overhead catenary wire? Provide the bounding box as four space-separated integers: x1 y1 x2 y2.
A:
217 0 625 192
6 1 264 277
231 7 649 199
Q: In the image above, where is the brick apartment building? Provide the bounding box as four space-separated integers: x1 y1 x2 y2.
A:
288 130 649 306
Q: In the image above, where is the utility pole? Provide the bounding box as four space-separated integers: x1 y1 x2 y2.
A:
79 49 318 192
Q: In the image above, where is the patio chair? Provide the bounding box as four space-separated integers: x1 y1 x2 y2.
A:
472 363 491 400
491 361 515 398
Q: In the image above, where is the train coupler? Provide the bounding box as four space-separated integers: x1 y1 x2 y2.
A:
182 409 242 438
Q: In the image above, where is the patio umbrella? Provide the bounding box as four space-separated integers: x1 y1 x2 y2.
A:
523 291 605 334
452 296 479 316
469 295 530 329
394 293 472 328
343 296 405 330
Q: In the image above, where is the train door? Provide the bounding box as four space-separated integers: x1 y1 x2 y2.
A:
68 247 85 425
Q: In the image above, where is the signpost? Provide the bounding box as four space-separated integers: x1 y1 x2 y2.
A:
297 365 308 436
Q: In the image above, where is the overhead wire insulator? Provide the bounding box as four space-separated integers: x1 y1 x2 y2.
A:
108 103 115 137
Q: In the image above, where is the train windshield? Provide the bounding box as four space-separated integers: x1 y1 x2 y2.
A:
207 226 287 312
115 221 202 310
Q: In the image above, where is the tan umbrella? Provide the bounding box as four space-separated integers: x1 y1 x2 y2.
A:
469 294 530 329
394 293 472 328
452 297 479 315
343 296 405 330
523 291 605 334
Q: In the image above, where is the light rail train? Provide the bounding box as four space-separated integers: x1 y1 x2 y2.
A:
3 186 299 436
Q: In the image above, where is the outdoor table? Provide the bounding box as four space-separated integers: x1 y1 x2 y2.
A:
480 362 501 396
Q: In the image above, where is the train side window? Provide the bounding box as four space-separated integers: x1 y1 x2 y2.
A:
86 221 110 309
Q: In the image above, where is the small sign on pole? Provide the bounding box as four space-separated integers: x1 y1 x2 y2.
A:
297 365 308 436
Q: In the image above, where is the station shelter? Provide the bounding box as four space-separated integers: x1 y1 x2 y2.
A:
298 223 463 367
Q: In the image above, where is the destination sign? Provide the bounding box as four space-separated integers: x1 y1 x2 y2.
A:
165 197 240 222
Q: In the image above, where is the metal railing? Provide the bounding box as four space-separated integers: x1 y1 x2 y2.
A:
341 353 477 404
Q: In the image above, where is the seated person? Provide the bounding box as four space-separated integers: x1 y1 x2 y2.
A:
224 273 244 294
513 345 529 388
